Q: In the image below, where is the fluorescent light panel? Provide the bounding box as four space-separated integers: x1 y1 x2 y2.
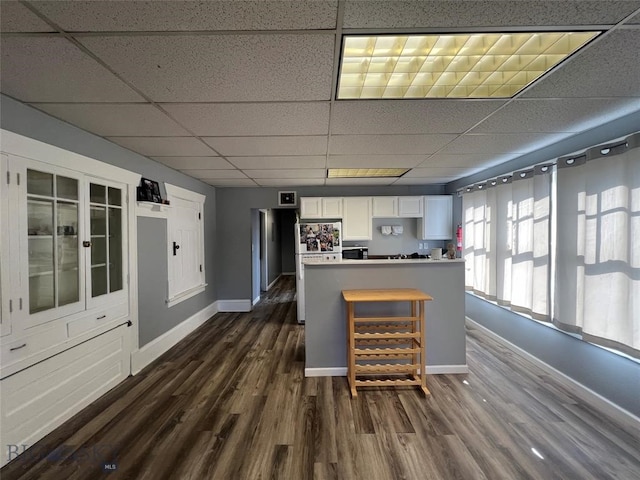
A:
338 32 599 99
328 168 409 178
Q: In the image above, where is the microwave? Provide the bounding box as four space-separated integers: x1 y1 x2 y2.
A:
342 246 368 260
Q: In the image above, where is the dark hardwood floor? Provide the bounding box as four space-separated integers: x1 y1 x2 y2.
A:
2 275 639 479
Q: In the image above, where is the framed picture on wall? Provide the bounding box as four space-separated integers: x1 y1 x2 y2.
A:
138 177 162 203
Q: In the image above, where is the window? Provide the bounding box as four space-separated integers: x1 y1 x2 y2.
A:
462 132 639 359
165 184 206 307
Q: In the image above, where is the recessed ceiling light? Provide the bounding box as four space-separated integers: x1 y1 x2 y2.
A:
327 168 409 178
337 31 600 99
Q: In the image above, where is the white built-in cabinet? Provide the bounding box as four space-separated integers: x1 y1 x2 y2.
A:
418 195 453 240
0 130 138 467
300 196 342 219
342 197 373 240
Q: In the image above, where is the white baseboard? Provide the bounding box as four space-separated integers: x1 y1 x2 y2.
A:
304 364 468 377
305 367 347 377
425 364 469 374
282 272 295 276
131 301 218 374
467 318 640 430
266 275 280 291
252 295 261 306
217 299 252 312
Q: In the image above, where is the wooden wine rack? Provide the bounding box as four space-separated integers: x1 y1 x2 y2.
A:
342 288 433 398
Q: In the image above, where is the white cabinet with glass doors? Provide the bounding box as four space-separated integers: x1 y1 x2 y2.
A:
1 154 130 373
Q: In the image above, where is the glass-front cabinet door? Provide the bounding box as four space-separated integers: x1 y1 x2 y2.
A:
21 160 85 328
86 178 126 309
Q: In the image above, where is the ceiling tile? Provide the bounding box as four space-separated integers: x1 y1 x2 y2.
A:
30 0 338 31
522 30 640 98
403 167 471 178
329 134 456 155
163 102 330 136
243 169 326 179
203 136 328 156
107 136 216 156
327 155 425 168
227 156 326 169
472 98 640 134
331 100 505 134
438 133 568 155
30 103 190 136
343 1 640 28
255 178 326 187
202 178 258 187
0 36 144 102
0 1 55 32
179 169 246 179
394 177 458 185
79 34 335 102
151 157 234 170
418 153 516 168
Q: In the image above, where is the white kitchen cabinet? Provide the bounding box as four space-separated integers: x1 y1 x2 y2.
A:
322 197 343 218
342 197 373 241
372 196 398 217
398 196 424 217
299 197 322 218
300 197 343 219
419 195 453 240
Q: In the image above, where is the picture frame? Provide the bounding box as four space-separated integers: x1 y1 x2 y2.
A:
138 177 162 203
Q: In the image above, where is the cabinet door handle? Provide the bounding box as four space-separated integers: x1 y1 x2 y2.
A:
97 315 107 320
10 343 27 351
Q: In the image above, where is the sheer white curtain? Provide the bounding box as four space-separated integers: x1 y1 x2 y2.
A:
463 166 551 321
555 133 639 357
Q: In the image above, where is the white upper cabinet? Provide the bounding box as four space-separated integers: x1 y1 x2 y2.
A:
342 197 373 241
419 195 453 240
300 197 343 219
398 196 424 217
322 197 343 218
299 197 322 218
372 196 398 217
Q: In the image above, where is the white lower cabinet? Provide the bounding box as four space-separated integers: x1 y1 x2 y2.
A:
0 325 130 466
342 197 373 240
419 195 453 240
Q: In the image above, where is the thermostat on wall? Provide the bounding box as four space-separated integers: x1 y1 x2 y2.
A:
278 191 297 206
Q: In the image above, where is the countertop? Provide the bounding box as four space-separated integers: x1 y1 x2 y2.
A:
304 258 465 265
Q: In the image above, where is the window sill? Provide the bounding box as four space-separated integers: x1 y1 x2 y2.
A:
166 283 207 308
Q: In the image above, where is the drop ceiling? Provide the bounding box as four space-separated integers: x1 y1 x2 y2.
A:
1 0 639 187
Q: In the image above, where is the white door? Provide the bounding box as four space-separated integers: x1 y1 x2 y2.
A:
169 197 202 296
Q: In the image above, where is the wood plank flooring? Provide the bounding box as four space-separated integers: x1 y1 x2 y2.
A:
2 275 639 479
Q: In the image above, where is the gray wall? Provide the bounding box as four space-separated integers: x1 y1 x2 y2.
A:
278 209 297 274
266 209 281 286
1 94 219 347
216 185 444 301
445 112 640 418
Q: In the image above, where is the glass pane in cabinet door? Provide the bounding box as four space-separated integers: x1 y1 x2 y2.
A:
27 170 53 196
91 266 108 297
29 272 55 313
28 199 53 236
90 183 106 204
108 207 123 292
57 201 79 306
90 205 107 297
57 175 78 200
108 187 122 206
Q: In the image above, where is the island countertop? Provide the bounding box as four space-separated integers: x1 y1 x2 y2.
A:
303 259 467 377
304 258 464 265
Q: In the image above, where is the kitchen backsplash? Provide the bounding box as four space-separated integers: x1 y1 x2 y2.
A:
343 218 447 256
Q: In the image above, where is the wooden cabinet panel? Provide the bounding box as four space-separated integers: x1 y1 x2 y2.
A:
372 196 398 217
398 196 424 217
419 195 453 240
342 197 373 240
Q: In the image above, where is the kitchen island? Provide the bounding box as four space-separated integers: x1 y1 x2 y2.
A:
303 258 467 377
